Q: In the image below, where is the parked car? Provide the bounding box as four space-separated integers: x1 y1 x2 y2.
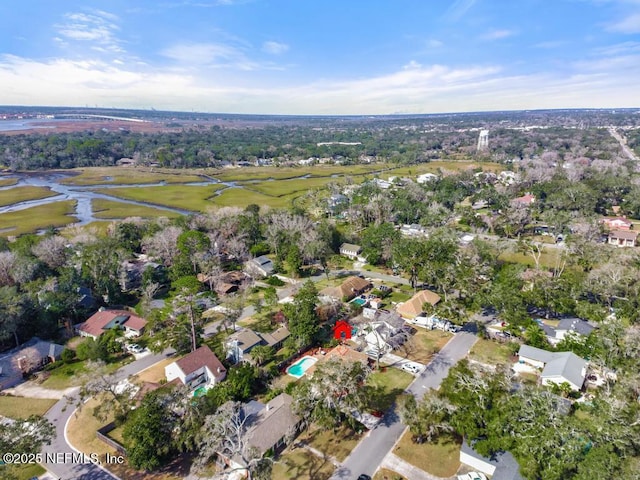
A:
126 343 144 354
457 473 487 480
357 475 372 480
401 363 421 374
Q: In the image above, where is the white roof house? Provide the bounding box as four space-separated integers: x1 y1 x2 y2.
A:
245 256 274 278
416 173 439 184
518 345 587 391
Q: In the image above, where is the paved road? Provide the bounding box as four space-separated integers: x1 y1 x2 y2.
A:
41 350 173 480
608 126 639 162
330 332 478 480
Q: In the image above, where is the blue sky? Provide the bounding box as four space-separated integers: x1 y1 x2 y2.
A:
0 0 639 114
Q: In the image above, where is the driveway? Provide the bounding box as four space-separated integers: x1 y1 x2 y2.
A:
330 332 478 480
41 350 173 480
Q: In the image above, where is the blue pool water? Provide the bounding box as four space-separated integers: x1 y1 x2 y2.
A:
352 297 366 306
193 386 207 397
286 356 318 378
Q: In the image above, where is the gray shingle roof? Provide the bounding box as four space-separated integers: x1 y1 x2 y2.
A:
518 345 587 388
461 439 524 480
556 317 595 336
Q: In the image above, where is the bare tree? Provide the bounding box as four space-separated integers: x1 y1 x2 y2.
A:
142 225 183 266
32 236 69 269
0 251 16 286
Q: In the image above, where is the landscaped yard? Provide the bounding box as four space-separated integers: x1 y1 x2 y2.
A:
67 396 187 480
297 424 364 462
393 431 461 478
39 361 87 389
271 448 335 480
468 338 515 365
131 357 176 384
396 329 453 364
0 395 57 419
366 369 414 411
374 468 407 480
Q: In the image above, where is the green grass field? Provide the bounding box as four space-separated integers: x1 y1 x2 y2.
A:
499 249 561 269
366 368 414 411
212 187 300 208
0 395 57 419
0 201 77 236
92 198 181 219
394 431 461 477
60 167 205 185
468 338 514 365
271 449 335 480
244 176 353 197
0 177 18 187
0 186 59 207
93 184 226 212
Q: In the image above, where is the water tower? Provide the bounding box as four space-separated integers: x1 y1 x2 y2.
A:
477 129 489 151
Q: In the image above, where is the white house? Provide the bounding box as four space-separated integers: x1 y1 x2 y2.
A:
245 255 275 278
416 173 438 184
339 243 363 260
518 345 587 391
165 345 227 391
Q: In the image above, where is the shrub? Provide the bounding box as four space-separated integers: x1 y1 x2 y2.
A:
266 276 285 287
60 348 75 364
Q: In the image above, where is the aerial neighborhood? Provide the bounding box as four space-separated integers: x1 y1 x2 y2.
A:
0 107 639 480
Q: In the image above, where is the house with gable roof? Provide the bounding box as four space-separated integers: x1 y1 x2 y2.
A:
165 345 226 391
517 345 587 391
76 309 147 339
396 289 441 319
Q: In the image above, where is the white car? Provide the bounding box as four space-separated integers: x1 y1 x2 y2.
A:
457 473 487 480
126 343 144 354
401 363 421 374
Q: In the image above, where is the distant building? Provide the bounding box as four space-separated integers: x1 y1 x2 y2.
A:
245 256 275 278
339 243 363 259
608 229 638 247
416 173 439 184
512 193 536 207
602 217 632 231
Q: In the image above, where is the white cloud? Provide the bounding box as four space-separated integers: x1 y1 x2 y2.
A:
444 0 478 21
607 12 640 33
480 29 516 40
262 41 289 55
55 10 124 54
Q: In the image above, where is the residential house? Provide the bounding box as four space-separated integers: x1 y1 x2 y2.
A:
333 320 352 340
512 193 536 207
0 337 65 390
460 439 524 480
542 317 595 346
498 171 519 186
226 327 290 364
517 345 587 391
361 310 408 356
319 276 372 301
399 224 428 238
373 178 392 189
76 309 147 339
244 255 275 278
165 345 226 390
602 217 632 231
339 243 363 259
396 289 441 319
608 229 638 247
416 173 438 184
219 393 302 478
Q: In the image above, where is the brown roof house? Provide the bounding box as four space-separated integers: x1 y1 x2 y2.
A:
319 276 372 301
76 309 147 340
396 289 441 319
164 345 226 392
608 229 638 247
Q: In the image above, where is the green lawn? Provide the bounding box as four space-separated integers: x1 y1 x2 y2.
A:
499 249 561 269
0 200 77 236
92 198 181 219
14 463 46 480
60 167 204 185
40 361 87 389
394 431 461 478
298 424 364 462
366 369 414 411
0 186 59 207
395 329 453 364
93 184 226 212
271 449 335 480
374 469 407 480
468 338 514 365
0 395 57 419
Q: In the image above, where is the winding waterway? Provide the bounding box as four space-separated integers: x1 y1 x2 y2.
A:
0 172 234 226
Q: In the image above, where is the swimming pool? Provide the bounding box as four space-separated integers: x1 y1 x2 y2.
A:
192 386 208 397
286 356 318 378
352 297 366 306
